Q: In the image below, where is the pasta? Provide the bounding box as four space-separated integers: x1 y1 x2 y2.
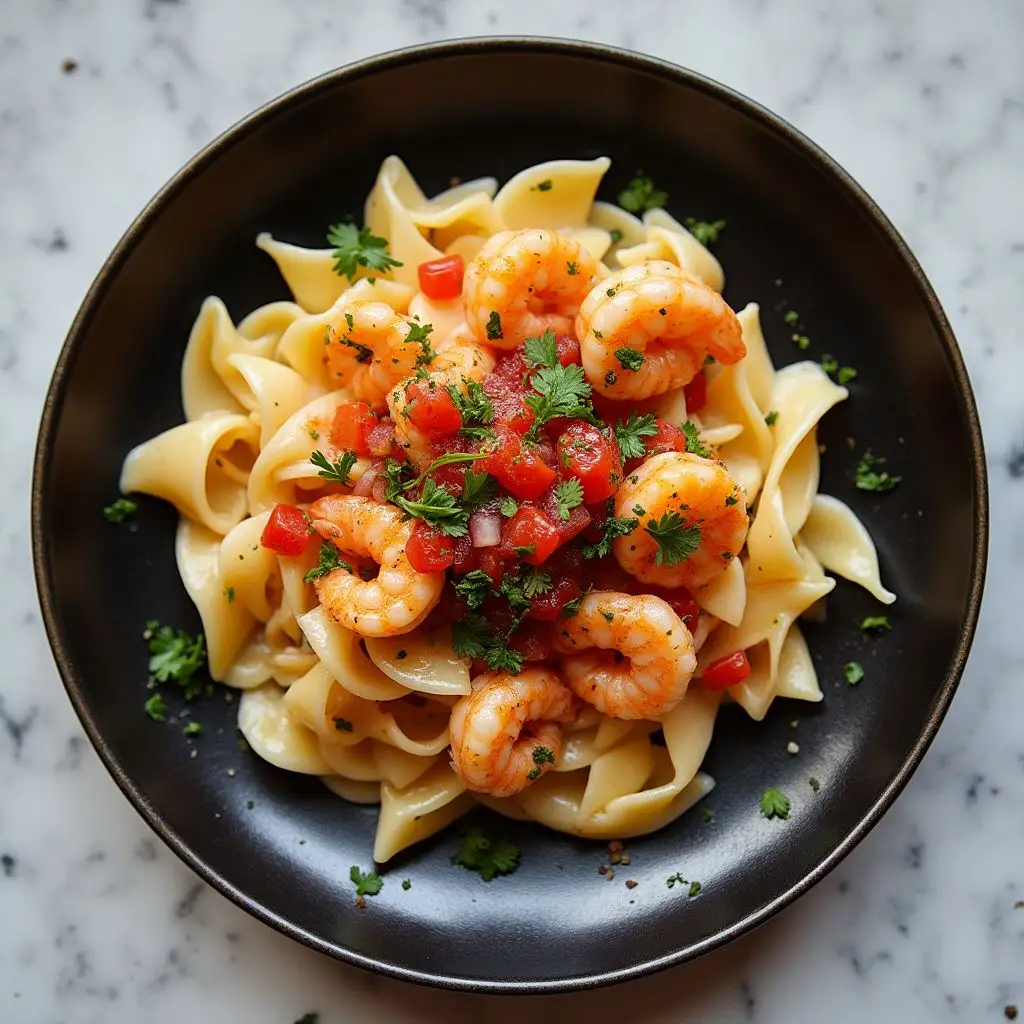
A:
121 157 896 863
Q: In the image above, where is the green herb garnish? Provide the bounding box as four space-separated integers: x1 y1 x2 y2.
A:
645 511 702 566
304 541 353 582
310 449 358 486
103 497 137 524
327 222 402 281
760 788 791 820
614 347 644 372
453 827 521 881
684 218 726 246
618 172 667 213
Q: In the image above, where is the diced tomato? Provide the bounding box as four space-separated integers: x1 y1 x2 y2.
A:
330 401 377 455
405 380 462 440
537 487 592 544
526 574 582 621
260 503 312 557
417 254 464 301
582 501 610 542
508 620 552 661
625 418 688 473
644 585 700 626
365 418 397 458
683 370 707 413
483 373 534 434
450 535 508 582
501 504 561 565
588 558 633 593
556 421 623 503
405 521 455 572
483 426 556 500
554 334 582 366
492 351 529 384
700 650 752 691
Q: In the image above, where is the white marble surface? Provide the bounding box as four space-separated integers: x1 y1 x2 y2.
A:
2 0 1022 1020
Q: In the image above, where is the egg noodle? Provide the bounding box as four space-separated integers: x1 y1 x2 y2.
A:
121 156 895 862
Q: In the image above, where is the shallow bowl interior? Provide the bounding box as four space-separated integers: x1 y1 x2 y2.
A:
32 39 986 992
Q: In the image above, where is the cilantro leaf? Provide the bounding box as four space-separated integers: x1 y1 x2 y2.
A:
182 721 203 737
327 222 402 281
404 320 435 367
349 864 383 898
844 661 864 685
527 743 556 780
499 496 519 518
792 334 811 350
524 363 595 440
820 354 839 377
837 366 857 386
614 347 644 372
618 172 668 214
485 311 503 340
446 379 494 427
855 451 901 493
644 512 702 566
328 322 373 363
554 478 585 520
311 449 358 486
684 218 726 246
666 871 688 889
783 310 800 326
764 410 779 426
682 420 711 458
304 541 353 582
484 643 525 674
532 179 553 192
144 692 168 722
451 614 490 659
614 413 658 460
144 621 207 700
460 469 496 511
860 615 891 634
393 477 470 537
452 570 494 611
760 788 791 820
103 497 137 523
453 827 521 881
523 328 559 368
582 516 639 559
609 228 624 244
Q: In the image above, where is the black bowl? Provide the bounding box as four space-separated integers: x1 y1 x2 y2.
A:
32 38 987 992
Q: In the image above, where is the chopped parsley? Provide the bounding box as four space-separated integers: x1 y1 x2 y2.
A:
609 228 624 244
333 717 353 732
764 410 779 426
452 570 494 611
820 354 839 377
614 347 644 372
860 615 891 634
566 260 579 275
666 872 701 895
684 218 726 246
393 477 471 537
350 864 383 898
330 324 373 363
523 328 559 368
844 661 864 685
224 586 235 603
404 320 436 367
783 310 800 326
809 776 821 792
501 566 552 609
307 426 320 440
401 879 411 891
582 515 639 559
792 333 811 350
617 172 667 214
485 311 503 341
523 363 595 441
554 478 585 520
327 222 402 281
837 366 858 386
303 541 353 582
453 827 521 881
460 469 497 510
682 420 711 457
446 378 494 426
760 787 791 820
688 880 702 897
532 179 553 191
451 614 524 673
144 693 168 722
182 721 203 737
144 621 207 699
527 744 555 780
499 496 520 518
310 448 358 486
702 807 714 823
614 412 658 460
103 497 137 523
855 451 901 493
644 511 702 566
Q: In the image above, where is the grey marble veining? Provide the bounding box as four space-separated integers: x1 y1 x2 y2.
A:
2 0 1022 1021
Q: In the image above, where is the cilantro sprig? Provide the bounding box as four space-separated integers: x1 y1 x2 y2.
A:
760 788 791 820
523 328 559 369
451 613 525 673
618 172 667 214
645 511 702 567
523 363 596 442
304 541 353 582
682 420 711 458
554 478 585 520
311 449 358 487
350 864 383 898
614 413 658 461
103 497 137 524
144 621 207 700
327 222 402 281
582 515 639 559
614 347 644 372
684 218 726 246
446 379 494 427
855 451 901 493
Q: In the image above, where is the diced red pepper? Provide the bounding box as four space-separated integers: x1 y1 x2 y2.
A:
556 421 623 504
260 503 313 557
501 504 561 565
405 521 455 572
525 574 582 621
683 370 707 413
417 254 465 301
483 426 557 500
405 379 463 440
700 650 751 690
330 401 377 455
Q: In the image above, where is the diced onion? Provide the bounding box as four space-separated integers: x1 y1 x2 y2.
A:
353 467 378 497
470 509 501 548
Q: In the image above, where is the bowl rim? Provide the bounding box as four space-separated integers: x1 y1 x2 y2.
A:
31 35 989 994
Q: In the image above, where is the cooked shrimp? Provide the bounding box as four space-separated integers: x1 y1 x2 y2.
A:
306 494 443 636
613 450 748 589
462 228 599 349
449 669 577 796
576 260 745 399
386 366 473 468
325 301 430 410
553 592 696 720
430 325 496 381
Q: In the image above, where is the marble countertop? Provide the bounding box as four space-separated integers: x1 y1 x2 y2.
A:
3 0 1021 1021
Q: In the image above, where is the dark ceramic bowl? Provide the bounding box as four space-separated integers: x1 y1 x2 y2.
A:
32 38 987 992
